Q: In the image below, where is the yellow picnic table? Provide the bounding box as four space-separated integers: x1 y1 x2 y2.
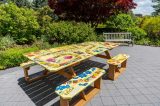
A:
23 42 119 81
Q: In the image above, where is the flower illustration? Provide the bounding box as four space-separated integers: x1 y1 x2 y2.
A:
46 58 55 62
64 55 73 59
78 73 87 78
56 85 70 91
85 70 91 75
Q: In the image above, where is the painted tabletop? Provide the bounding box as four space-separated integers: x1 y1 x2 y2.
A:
55 67 106 99
24 42 119 72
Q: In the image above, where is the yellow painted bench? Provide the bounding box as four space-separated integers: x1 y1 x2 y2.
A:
20 61 36 69
55 67 106 106
107 54 129 80
20 61 48 82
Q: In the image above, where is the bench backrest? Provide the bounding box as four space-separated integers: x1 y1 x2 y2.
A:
103 32 132 40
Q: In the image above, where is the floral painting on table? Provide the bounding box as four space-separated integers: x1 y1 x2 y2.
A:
24 42 119 72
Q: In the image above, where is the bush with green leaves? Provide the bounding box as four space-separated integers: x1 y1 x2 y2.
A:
0 46 39 70
126 27 147 42
140 16 160 39
0 3 39 44
105 14 135 30
44 21 100 44
104 13 148 44
0 36 16 50
137 16 160 46
0 41 62 70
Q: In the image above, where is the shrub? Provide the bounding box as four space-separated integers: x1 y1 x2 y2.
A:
0 3 39 44
44 21 100 44
0 46 40 70
126 27 147 42
0 36 16 50
105 14 135 30
140 16 160 39
104 13 149 45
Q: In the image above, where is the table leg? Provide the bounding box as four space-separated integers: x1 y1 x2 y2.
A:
104 50 111 59
68 67 77 77
43 69 49 76
57 70 73 79
95 50 111 59
23 67 30 82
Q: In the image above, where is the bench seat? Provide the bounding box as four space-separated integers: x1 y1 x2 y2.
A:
55 67 105 106
20 61 36 68
103 32 134 46
106 39 132 42
107 54 129 80
108 54 129 65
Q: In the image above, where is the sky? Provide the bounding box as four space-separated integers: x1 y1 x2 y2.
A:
132 0 155 15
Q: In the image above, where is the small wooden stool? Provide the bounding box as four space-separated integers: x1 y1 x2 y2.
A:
55 67 106 106
107 54 129 80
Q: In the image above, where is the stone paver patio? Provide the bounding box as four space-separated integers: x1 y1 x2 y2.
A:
0 45 160 106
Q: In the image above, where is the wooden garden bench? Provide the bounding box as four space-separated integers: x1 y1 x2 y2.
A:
107 54 129 80
55 67 106 106
103 32 134 46
20 61 48 82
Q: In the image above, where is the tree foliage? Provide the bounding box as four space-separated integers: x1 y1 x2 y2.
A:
105 14 135 29
140 16 160 39
32 0 48 8
152 0 160 15
104 14 147 42
9 0 32 7
6 0 48 8
44 21 99 44
48 0 137 27
0 3 39 44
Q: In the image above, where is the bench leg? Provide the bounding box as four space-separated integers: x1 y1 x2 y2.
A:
80 91 87 100
94 78 101 89
60 98 69 106
108 64 118 80
121 60 127 68
132 41 134 46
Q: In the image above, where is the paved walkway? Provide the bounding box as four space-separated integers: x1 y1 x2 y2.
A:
0 45 160 106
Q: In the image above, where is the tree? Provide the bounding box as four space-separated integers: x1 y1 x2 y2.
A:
48 0 137 27
6 0 48 8
9 0 32 7
105 14 135 30
32 0 48 8
152 0 160 15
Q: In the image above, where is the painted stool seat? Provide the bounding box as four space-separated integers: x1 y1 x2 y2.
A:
107 54 129 65
107 54 129 80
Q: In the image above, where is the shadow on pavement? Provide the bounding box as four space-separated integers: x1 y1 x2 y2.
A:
18 60 108 106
